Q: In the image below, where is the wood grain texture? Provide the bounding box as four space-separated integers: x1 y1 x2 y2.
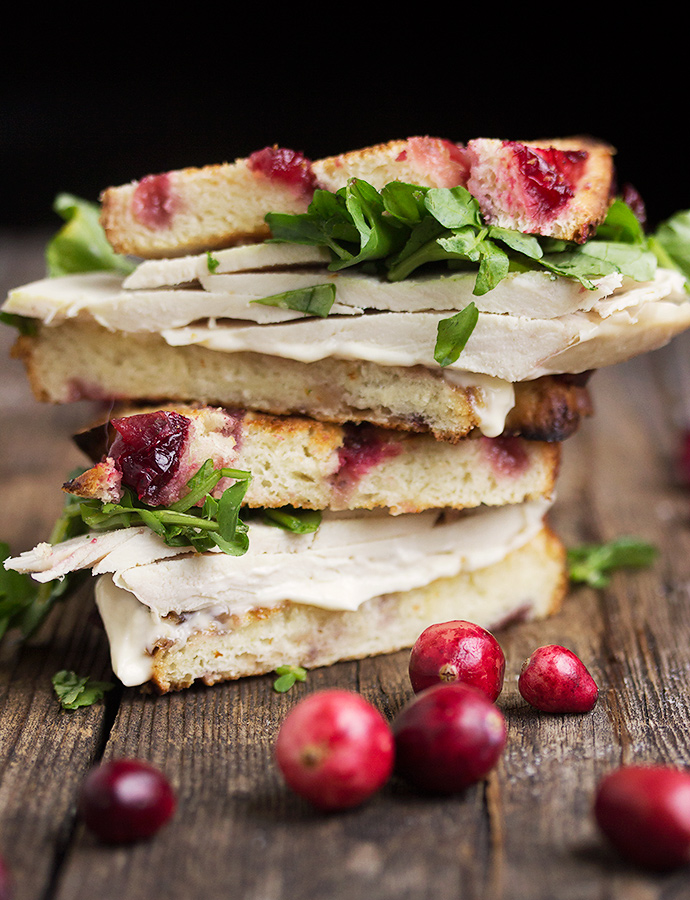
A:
3 231 690 899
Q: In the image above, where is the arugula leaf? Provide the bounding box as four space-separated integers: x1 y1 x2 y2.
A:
434 303 479 367
0 311 37 335
567 537 658 588
266 179 662 297
272 665 307 693
262 507 322 534
595 198 647 244
77 460 252 555
251 283 336 317
45 194 135 277
52 670 114 710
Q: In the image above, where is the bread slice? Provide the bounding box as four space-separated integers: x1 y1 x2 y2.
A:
64 405 560 515
102 522 567 693
466 136 615 243
99 135 615 259
12 322 593 443
100 148 316 259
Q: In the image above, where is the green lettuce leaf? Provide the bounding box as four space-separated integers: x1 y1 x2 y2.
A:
434 303 479 366
251 284 336 317
262 507 322 534
0 476 90 642
45 194 136 277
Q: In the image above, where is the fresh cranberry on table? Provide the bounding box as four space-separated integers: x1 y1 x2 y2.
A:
77 759 176 843
393 682 507 795
274 689 395 811
594 765 690 870
518 644 598 713
408 620 505 700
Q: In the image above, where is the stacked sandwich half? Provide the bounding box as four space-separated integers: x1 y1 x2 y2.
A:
4 135 690 692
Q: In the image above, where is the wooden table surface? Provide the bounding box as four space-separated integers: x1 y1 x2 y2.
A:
3 230 690 900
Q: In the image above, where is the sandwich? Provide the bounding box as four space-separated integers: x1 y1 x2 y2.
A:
4 134 690 692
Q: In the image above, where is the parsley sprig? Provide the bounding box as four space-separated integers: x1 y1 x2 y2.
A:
266 181 660 296
272 665 307 693
52 669 114 710
567 537 658 588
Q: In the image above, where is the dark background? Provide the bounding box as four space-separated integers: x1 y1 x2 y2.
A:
1 35 686 234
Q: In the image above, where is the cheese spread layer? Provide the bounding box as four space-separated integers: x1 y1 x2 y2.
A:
5 500 551 685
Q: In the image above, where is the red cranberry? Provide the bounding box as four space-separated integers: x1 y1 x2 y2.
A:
408 620 505 700
247 146 316 196
77 759 176 843
274 689 394 811
594 765 690 870
333 424 402 491
110 410 190 505
131 173 176 229
518 644 598 713
505 141 587 221
393 683 507 795
481 436 529 478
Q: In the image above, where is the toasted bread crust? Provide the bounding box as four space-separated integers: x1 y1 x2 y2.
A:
12 323 592 443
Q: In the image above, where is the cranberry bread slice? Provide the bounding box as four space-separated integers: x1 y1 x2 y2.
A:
466 136 615 243
99 135 616 259
64 405 561 515
100 147 317 259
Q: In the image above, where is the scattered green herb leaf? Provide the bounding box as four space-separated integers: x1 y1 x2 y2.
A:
567 537 658 588
273 665 307 693
434 302 479 366
52 669 114 710
206 251 220 272
251 283 336 317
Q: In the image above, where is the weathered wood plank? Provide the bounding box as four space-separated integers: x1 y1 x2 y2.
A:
3 232 690 899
